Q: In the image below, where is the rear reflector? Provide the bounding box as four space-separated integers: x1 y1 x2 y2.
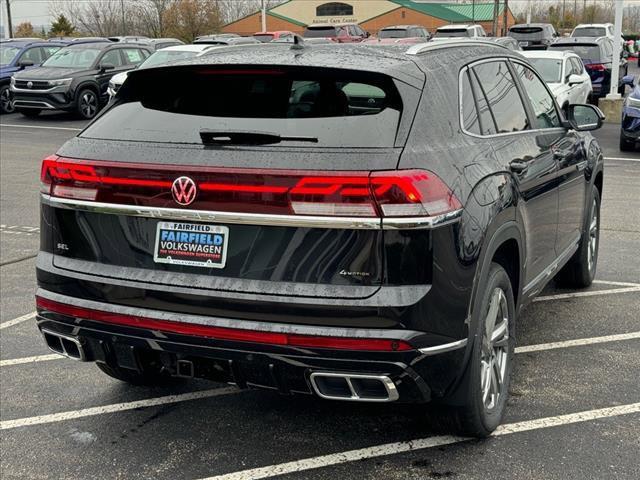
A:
36 296 413 352
41 155 461 217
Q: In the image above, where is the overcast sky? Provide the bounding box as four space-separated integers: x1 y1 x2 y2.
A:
3 0 640 30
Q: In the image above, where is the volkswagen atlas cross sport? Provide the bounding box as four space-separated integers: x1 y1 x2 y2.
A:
36 40 605 437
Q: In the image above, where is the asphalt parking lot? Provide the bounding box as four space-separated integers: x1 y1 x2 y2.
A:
1 81 639 478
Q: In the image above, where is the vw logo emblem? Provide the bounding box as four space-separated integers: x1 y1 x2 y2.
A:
171 176 197 206
27 81 33 89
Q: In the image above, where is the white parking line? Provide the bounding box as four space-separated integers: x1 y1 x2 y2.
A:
0 312 35 330
514 331 640 354
593 279 640 287
0 387 238 430
604 156 640 162
534 286 640 302
0 354 61 367
0 123 82 132
201 403 640 480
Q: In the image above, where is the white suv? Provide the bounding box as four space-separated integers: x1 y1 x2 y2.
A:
433 24 486 39
571 23 625 47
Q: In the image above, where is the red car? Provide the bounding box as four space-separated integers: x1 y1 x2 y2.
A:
253 31 295 43
303 23 369 43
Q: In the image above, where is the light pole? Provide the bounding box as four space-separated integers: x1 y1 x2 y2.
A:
261 0 267 33
606 0 625 99
5 0 13 38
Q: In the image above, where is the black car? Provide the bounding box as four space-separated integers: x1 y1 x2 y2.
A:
508 23 558 50
35 41 604 437
11 42 151 119
549 36 627 99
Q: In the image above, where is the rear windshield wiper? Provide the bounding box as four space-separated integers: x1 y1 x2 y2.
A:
200 130 318 146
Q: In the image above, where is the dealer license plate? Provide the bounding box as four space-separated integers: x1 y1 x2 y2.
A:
153 222 229 269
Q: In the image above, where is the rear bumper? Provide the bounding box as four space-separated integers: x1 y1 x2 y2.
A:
35 289 470 404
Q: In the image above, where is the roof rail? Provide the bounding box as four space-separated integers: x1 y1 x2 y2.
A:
405 39 509 56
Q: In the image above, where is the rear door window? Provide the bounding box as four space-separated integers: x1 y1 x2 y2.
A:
123 48 145 65
82 67 404 147
471 61 529 134
100 49 124 67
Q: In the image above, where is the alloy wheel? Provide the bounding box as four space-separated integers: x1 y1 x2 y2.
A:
588 199 598 273
0 86 15 114
480 287 509 411
81 92 97 118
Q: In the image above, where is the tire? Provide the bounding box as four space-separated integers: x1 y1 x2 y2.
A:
76 88 99 119
439 263 516 437
96 361 176 386
619 134 635 152
555 188 601 288
0 84 15 114
17 108 41 117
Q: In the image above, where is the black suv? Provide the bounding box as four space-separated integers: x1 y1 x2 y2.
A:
508 23 558 50
35 41 604 437
11 42 151 119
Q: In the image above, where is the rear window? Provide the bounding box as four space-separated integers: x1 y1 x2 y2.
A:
304 27 336 38
434 29 469 38
82 66 403 148
573 27 606 37
379 29 408 39
253 34 274 42
510 27 543 34
550 44 601 62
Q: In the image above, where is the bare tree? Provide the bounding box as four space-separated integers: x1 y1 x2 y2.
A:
51 0 136 36
133 0 175 38
218 0 284 24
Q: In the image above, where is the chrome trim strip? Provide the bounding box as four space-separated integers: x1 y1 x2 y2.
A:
418 338 468 355
11 85 56 93
39 327 87 361
13 100 56 109
406 39 508 55
522 236 580 296
41 195 462 231
309 372 399 402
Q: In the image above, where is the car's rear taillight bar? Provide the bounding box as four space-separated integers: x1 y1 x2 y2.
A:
585 63 606 72
36 296 413 352
40 155 462 219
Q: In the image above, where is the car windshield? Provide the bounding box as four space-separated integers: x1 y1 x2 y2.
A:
379 29 408 39
42 48 100 68
573 27 606 37
82 67 403 148
139 50 199 69
434 29 469 38
550 44 601 62
527 58 563 83
0 46 21 65
304 27 336 38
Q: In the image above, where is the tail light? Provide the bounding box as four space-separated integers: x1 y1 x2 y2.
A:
586 63 606 72
41 155 461 218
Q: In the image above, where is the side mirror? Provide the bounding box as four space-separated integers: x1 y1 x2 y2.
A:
99 63 115 72
622 74 636 87
18 59 34 68
568 74 585 85
567 104 605 131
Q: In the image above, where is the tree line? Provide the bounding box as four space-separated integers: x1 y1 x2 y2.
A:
13 0 285 41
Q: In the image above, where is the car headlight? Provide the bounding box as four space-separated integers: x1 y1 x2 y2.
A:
48 78 73 87
627 96 640 109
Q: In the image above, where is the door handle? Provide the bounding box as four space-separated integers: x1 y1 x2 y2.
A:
509 160 528 174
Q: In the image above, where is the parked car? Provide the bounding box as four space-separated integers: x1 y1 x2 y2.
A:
11 42 151 119
138 38 184 51
193 35 261 46
48 37 111 44
108 36 149 43
491 36 522 51
376 25 430 41
507 23 558 50
1 40 66 113
571 23 625 48
303 23 369 42
620 75 640 151
521 50 592 112
107 44 219 97
253 31 295 42
35 40 604 437
432 24 486 39
549 36 627 99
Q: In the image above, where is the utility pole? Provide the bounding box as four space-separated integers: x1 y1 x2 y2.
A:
526 0 532 24
562 0 566 29
502 0 509 36
472 0 475 24
5 0 13 38
261 0 267 33
120 0 126 36
492 0 499 36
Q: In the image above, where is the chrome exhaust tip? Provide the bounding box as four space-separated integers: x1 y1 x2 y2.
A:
309 372 399 402
40 328 87 361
